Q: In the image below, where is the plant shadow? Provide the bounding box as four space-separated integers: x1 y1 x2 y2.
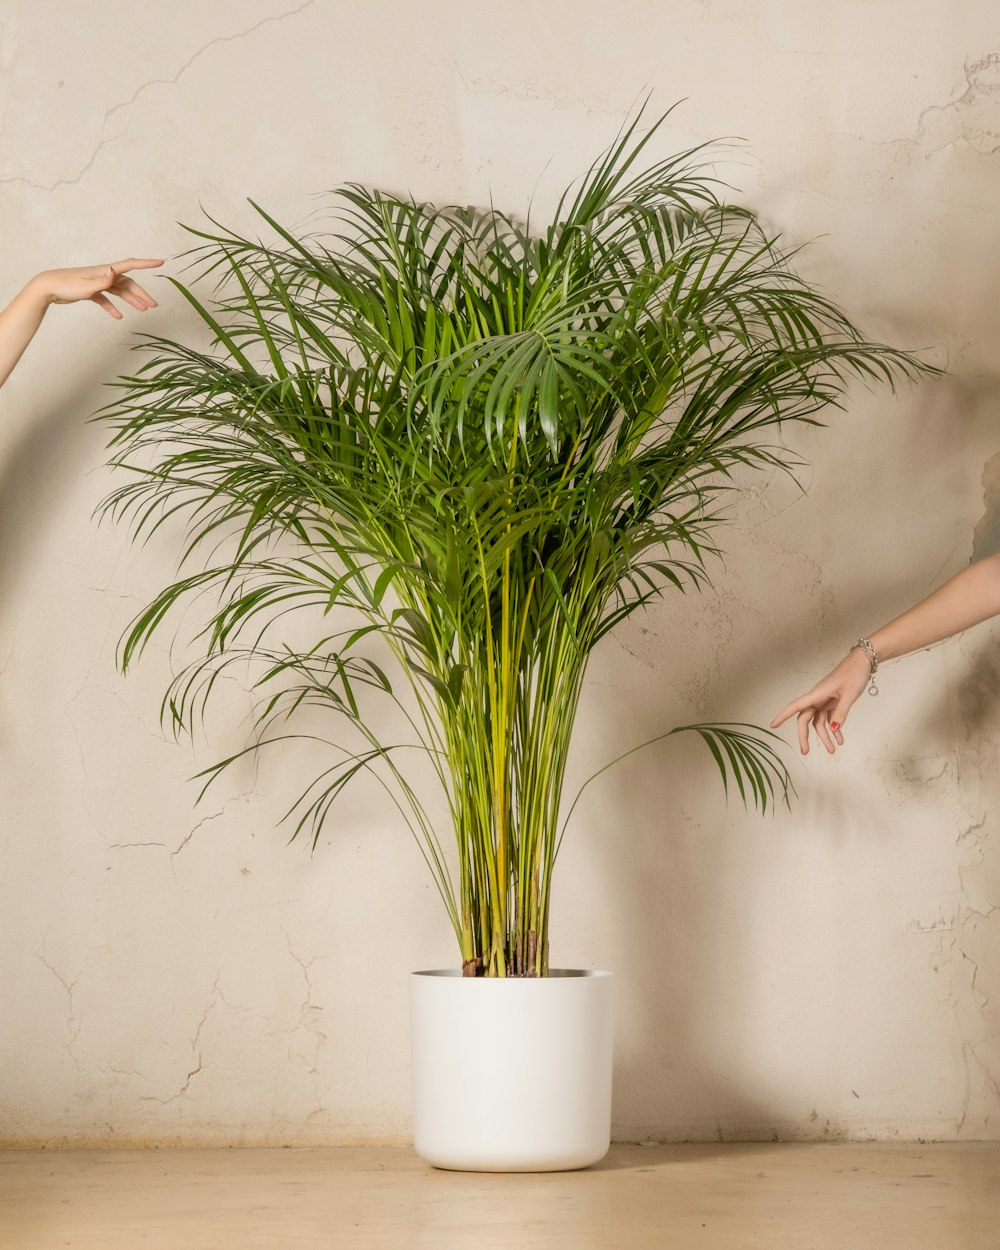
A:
576 375 1000 1147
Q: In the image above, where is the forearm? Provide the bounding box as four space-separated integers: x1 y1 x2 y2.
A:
772 552 1000 754
0 278 49 388
868 552 1000 662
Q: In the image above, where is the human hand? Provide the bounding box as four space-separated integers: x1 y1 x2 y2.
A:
28 258 164 320
770 648 872 755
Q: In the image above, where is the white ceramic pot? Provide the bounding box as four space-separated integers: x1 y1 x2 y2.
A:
409 968 613 1172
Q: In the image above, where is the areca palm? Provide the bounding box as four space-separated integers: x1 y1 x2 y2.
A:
99 110 930 976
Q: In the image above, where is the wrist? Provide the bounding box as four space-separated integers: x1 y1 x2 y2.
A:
844 646 871 672
866 629 891 662
841 647 873 686
20 274 54 312
848 635 881 697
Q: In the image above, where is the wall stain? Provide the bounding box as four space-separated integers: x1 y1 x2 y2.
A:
972 449 1000 561
950 643 1000 1135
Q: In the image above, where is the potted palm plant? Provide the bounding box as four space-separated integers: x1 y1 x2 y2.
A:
99 110 928 1171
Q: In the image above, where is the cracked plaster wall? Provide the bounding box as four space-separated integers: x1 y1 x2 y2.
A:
1 0 999 1146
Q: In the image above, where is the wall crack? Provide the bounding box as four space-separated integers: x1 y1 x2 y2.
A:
0 0 317 192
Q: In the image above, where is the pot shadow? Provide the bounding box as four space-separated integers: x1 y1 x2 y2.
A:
587 1140 782 1172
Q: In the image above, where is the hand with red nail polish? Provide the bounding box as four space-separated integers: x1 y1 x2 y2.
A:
771 552 1000 757
770 650 872 755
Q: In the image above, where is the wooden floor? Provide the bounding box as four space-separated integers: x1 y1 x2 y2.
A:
1 1143 998 1249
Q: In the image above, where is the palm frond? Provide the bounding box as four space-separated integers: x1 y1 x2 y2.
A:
97 103 934 976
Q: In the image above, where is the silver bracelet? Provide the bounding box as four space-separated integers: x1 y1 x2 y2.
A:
852 636 880 696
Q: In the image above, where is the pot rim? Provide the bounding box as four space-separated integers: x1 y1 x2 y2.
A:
412 968 612 979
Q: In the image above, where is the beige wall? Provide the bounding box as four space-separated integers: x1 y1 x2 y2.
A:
1 0 999 1145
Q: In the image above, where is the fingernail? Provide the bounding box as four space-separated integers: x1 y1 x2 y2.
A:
830 722 840 731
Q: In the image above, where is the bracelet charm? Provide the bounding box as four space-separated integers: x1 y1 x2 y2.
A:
852 636 880 697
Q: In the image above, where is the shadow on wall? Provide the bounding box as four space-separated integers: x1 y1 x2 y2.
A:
600 619 1000 1144
0 302 194 602
594 372 1000 1145
4 323 999 1147
934 371 1000 1142
972 455 1000 564
0 359 114 600
951 649 1000 1135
